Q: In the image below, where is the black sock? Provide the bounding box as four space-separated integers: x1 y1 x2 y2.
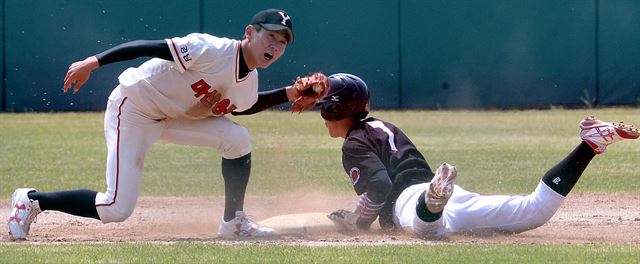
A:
221 153 251 222
541 142 596 196
28 189 100 220
415 190 442 222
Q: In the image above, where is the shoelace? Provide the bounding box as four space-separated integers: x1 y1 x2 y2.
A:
28 200 40 225
238 215 260 229
432 179 448 198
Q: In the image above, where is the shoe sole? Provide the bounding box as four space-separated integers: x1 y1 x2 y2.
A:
432 163 457 198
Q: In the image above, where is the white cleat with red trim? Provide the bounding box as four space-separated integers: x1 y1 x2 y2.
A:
7 188 41 240
580 116 639 154
425 163 457 214
218 211 276 239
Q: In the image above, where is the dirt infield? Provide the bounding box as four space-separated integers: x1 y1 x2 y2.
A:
2 191 639 244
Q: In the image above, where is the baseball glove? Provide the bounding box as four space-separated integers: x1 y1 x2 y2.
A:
291 72 330 113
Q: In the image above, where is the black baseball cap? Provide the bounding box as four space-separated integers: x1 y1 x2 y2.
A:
250 9 294 43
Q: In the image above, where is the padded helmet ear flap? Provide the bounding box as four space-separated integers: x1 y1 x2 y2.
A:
321 101 347 121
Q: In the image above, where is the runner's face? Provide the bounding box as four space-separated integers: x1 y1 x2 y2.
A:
324 119 352 138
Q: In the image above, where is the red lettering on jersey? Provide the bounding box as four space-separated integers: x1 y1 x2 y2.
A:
190 79 237 116
191 79 212 98
200 90 221 107
211 98 237 116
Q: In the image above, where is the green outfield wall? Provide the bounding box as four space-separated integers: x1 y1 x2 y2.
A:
1 1 4 111
599 0 640 106
0 0 638 111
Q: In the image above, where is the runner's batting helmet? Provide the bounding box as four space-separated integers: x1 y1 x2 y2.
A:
320 73 370 121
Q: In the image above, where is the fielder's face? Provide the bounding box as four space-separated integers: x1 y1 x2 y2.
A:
244 25 288 69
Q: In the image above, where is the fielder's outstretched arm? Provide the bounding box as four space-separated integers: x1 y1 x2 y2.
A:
232 87 297 115
233 73 330 115
64 40 172 93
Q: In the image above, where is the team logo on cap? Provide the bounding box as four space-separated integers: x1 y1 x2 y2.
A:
349 167 360 185
278 11 290 26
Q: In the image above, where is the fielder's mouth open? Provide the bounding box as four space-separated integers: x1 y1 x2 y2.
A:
264 52 274 61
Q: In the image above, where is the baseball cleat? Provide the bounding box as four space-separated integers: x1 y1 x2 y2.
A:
580 116 639 154
7 188 41 240
425 163 457 214
217 211 276 239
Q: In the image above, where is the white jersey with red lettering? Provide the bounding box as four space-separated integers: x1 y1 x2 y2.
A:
117 33 258 120
95 33 257 223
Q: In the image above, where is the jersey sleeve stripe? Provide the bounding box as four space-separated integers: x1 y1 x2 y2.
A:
168 39 187 72
366 120 398 152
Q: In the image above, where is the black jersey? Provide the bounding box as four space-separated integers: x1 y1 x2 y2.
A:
341 117 434 229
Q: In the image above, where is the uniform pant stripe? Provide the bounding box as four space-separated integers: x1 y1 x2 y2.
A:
96 97 127 207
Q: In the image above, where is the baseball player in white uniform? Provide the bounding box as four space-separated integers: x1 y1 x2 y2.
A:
8 9 320 240
321 73 639 238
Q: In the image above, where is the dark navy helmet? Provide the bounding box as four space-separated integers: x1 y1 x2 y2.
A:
320 73 370 121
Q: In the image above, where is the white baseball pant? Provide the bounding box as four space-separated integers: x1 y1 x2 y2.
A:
393 180 565 237
95 85 252 223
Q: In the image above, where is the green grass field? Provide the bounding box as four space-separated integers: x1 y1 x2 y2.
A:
1 109 639 263
0 243 638 264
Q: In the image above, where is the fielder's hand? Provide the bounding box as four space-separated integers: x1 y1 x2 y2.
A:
64 56 100 94
290 72 330 113
327 209 359 233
